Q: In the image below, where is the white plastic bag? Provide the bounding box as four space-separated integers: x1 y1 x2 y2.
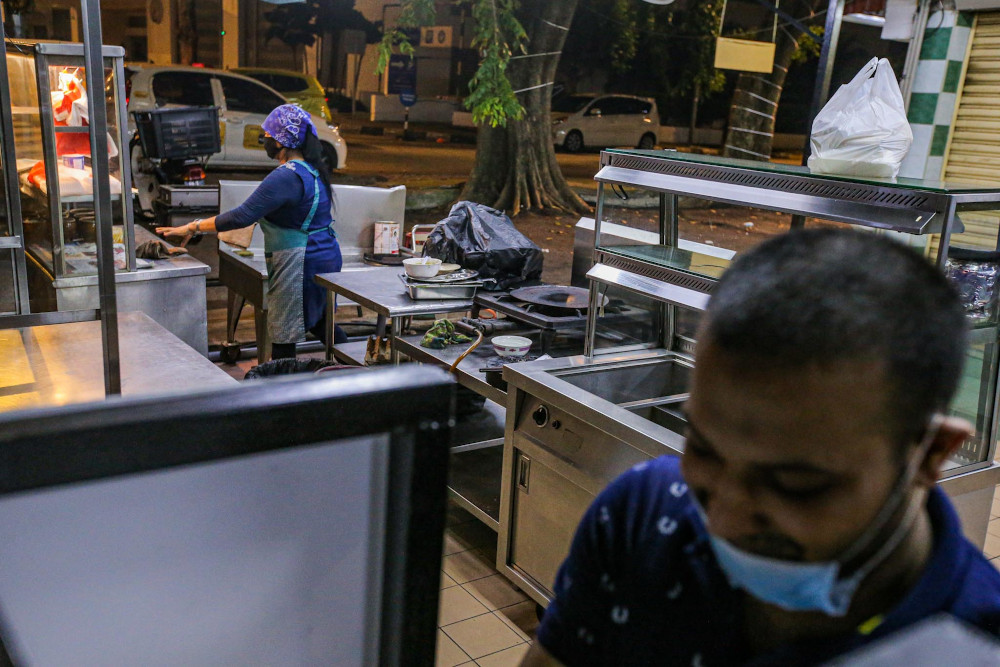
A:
808 57 912 179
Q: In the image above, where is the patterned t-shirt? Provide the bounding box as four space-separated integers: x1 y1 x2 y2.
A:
537 456 1000 666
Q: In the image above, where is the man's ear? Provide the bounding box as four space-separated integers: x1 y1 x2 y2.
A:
916 416 973 487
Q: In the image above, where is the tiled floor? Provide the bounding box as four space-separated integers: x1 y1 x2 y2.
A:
436 504 539 667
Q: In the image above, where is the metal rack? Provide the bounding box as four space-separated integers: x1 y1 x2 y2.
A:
585 148 1000 480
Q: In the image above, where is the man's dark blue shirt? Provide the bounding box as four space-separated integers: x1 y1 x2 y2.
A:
537 456 1000 665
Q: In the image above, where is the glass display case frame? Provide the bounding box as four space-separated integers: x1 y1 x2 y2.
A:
6 40 135 287
585 148 1000 480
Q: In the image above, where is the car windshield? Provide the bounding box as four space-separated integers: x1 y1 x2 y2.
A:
552 95 594 113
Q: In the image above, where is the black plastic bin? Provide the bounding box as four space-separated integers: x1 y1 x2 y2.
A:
244 359 358 380
132 106 221 160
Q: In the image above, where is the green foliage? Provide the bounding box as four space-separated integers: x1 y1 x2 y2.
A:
609 0 638 74
791 25 823 64
377 0 526 128
375 0 436 75
463 0 526 127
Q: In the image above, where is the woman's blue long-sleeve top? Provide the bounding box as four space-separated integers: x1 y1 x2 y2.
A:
215 165 342 334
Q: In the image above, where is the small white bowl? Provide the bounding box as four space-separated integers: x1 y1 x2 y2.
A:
403 257 442 278
492 335 532 358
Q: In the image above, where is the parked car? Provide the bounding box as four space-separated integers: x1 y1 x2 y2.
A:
233 67 334 123
552 94 659 153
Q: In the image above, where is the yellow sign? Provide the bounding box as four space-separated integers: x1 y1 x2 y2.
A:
243 125 265 150
219 121 226 144
714 37 776 74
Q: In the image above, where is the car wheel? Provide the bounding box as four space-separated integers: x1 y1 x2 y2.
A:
638 132 657 150
563 131 584 153
321 142 339 171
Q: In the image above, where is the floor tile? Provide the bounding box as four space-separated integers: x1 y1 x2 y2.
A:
443 613 523 659
495 600 540 641
992 557 1000 574
992 488 1000 518
989 518 1000 538
441 570 458 590
437 630 472 667
464 574 529 611
444 532 471 557
985 531 1000 559
443 548 497 585
475 643 530 667
439 585 491 626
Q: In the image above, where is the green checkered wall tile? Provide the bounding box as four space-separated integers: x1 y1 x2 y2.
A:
957 12 974 28
930 125 951 157
920 25 952 60
943 60 964 93
909 93 939 125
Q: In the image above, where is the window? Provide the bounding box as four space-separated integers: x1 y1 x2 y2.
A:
218 76 285 115
552 94 594 114
152 72 214 107
599 97 635 115
266 74 308 94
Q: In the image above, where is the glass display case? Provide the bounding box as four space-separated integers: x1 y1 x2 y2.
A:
5 40 134 309
586 148 1000 479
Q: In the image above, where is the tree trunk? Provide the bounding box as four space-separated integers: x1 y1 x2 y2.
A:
721 35 799 161
722 2 822 161
460 1 589 217
689 80 701 146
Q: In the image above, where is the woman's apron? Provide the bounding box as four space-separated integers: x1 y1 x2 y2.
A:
260 160 332 344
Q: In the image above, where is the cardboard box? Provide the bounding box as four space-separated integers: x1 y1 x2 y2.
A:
374 221 400 255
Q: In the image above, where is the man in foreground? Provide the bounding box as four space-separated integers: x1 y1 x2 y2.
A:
522 229 1000 665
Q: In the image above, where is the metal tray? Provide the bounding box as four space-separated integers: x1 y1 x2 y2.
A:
398 273 483 300
407 268 480 283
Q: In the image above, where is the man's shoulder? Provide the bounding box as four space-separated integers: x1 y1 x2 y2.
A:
591 455 699 551
951 543 1000 634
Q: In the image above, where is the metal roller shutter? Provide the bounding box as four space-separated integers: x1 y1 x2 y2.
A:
939 13 1000 252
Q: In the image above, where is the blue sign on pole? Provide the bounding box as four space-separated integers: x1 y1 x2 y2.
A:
399 91 417 107
387 54 417 95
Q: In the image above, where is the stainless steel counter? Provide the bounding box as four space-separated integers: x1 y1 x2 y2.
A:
395 333 509 405
0 311 236 414
35 226 211 355
315 267 475 364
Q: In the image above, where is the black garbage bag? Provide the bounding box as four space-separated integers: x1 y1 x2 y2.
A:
244 358 353 380
422 201 543 291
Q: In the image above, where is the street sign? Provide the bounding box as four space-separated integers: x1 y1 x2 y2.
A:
421 26 453 48
386 54 417 95
399 91 417 107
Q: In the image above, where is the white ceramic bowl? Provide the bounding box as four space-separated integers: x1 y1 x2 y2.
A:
492 335 532 358
403 257 442 278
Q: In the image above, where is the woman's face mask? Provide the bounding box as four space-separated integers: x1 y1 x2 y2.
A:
264 136 282 160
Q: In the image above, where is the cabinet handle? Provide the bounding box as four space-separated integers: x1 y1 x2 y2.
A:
517 454 531 492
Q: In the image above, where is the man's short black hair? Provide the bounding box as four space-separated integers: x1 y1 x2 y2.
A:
700 228 968 446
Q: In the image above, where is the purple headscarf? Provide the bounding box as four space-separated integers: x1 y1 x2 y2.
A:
262 104 318 149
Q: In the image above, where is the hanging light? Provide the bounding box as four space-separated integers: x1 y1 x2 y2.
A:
259 0 306 4
641 0 677 4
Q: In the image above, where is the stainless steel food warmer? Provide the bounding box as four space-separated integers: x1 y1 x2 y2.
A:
499 150 1000 606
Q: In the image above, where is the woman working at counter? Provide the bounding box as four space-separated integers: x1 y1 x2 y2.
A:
157 104 343 359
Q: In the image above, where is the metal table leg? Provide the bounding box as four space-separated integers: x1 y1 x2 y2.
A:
226 288 245 345
375 313 388 338
254 306 270 363
390 317 403 365
326 290 336 361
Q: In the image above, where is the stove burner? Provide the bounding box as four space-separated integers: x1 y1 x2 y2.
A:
510 285 597 311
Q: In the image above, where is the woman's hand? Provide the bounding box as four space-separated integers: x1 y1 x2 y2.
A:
156 222 196 238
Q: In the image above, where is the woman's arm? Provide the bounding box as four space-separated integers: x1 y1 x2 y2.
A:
156 216 217 239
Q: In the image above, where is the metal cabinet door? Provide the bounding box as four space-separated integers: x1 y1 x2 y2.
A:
507 448 594 598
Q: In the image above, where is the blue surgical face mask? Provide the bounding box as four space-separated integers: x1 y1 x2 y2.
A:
692 417 939 617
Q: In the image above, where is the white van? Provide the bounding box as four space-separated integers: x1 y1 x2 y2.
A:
552 94 659 153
